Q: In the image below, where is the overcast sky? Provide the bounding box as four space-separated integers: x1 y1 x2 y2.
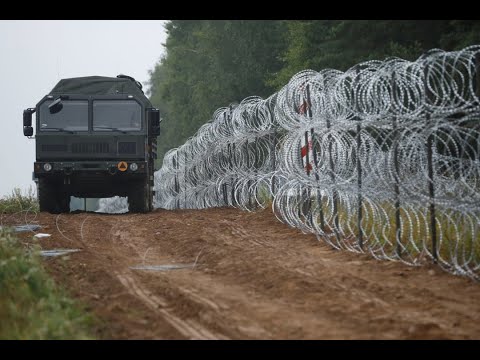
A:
0 20 168 197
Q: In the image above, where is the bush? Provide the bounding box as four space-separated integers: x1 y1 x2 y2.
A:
0 187 39 214
0 229 94 339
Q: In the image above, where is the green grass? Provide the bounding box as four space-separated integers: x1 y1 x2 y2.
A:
0 228 94 339
255 183 274 208
0 187 39 214
299 195 480 266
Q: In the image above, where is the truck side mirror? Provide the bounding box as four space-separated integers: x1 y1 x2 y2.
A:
23 108 35 137
23 108 35 126
24 126 33 136
147 108 161 137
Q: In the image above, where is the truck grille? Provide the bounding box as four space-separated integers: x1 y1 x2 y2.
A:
118 142 136 154
41 144 68 152
72 143 109 154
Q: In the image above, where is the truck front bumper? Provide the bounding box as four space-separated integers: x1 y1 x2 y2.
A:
34 160 148 176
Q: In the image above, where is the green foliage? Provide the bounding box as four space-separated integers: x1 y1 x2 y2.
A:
440 20 480 50
269 20 459 90
147 20 287 162
0 187 39 214
147 20 480 160
0 229 94 339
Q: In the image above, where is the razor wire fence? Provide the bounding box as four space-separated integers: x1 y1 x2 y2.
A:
154 45 480 280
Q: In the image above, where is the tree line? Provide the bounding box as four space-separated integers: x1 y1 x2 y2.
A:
147 20 480 164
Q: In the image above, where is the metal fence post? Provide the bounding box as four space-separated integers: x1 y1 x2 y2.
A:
392 71 402 257
306 86 325 231
476 53 480 99
269 95 277 198
254 135 259 210
271 129 277 195
326 116 340 242
184 150 187 207
228 142 233 207
425 65 438 263
174 153 179 209
229 109 237 207
230 142 236 207
354 69 364 250
303 130 312 223
356 120 363 249
222 146 228 207
245 139 252 209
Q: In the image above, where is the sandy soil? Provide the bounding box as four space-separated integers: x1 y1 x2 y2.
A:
4 207 480 339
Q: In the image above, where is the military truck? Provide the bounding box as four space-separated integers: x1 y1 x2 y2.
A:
22 75 160 213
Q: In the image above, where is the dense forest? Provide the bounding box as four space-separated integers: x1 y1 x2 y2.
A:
147 20 480 165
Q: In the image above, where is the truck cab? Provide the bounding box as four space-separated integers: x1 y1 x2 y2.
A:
23 75 160 213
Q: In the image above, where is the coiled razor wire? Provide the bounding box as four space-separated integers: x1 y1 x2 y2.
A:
154 45 480 280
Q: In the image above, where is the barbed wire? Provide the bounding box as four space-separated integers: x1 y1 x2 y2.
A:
154 45 480 280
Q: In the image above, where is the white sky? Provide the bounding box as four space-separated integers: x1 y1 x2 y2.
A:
0 20 167 197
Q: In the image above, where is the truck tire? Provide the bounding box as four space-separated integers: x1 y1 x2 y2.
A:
148 194 153 212
128 180 149 213
56 193 71 214
38 179 70 214
38 178 56 213
147 183 153 212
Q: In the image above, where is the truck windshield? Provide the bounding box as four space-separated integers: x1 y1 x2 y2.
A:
93 100 142 131
39 100 88 131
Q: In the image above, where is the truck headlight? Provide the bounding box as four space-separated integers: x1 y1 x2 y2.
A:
43 163 52 172
130 162 138 171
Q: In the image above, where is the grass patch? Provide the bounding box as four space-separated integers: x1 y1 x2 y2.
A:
0 187 39 214
297 193 480 266
0 228 94 339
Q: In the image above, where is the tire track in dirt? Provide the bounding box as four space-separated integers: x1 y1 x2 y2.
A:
55 212 231 339
115 271 227 340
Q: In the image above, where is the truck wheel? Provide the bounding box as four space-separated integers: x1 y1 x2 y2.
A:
38 179 70 214
38 178 56 213
128 181 149 213
56 193 71 214
147 184 153 212
148 195 153 212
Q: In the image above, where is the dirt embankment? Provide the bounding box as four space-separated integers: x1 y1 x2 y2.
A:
6 208 480 339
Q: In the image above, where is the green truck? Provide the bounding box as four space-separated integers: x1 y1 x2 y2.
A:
23 75 160 213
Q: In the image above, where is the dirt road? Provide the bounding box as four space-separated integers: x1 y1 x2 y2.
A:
6 208 480 339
